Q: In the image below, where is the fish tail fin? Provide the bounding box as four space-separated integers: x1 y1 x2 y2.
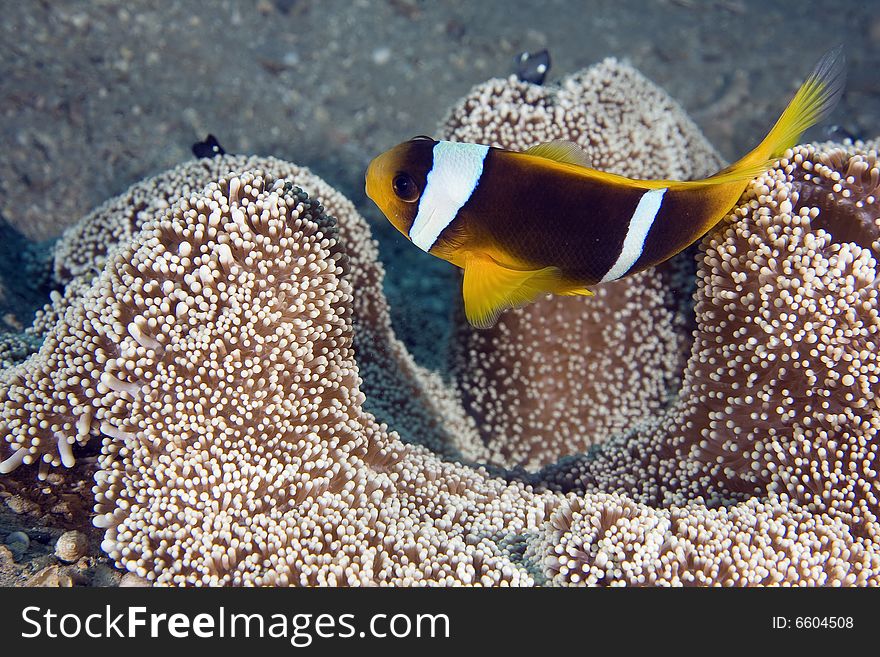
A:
730 45 846 169
715 46 846 178
762 45 846 156
659 50 845 250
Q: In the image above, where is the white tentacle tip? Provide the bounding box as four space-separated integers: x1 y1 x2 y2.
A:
58 438 76 468
0 447 27 474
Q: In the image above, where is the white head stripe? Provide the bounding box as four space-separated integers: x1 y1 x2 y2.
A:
600 187 667 282
409 141 490 252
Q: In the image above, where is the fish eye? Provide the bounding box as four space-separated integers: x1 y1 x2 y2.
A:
392 173 420 203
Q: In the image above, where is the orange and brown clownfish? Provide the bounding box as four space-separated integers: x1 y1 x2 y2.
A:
366 48 845 328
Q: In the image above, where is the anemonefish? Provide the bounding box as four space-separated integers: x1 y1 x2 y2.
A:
366 48 845 328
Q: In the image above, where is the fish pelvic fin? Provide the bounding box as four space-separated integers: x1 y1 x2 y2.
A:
462 252 564 328
713 46 846 179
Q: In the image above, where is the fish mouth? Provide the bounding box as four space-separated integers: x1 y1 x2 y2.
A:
365 153 389 206
364 158 376 199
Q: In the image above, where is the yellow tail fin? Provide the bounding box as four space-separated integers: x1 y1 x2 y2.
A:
713 46 846 177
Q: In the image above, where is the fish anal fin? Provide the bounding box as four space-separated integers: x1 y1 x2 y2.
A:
557 286 594 297
462 252 562 328
524 140 592 168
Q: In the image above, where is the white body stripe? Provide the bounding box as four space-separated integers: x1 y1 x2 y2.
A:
600 187 667 282
409 141 489 252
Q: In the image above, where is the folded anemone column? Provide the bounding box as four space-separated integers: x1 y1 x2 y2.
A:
33 154 482 461
1 148 878 585
1 168 554 585
1 62 879 586
515 141 880 586
543 142 880 526
1 171 351 477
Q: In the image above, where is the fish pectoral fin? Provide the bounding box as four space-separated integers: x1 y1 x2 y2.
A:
462 252 561 329
523 140 592 168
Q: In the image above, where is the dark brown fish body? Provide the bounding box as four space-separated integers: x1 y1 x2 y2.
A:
365 47 845 327
452 151 733 285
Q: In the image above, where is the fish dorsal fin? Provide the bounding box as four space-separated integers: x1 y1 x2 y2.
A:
462 252 563 328
524 139 592 168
